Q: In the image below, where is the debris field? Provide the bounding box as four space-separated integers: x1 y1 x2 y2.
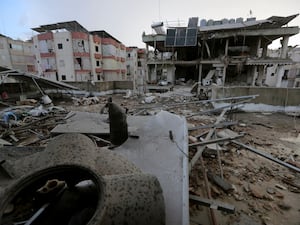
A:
0 86 299 225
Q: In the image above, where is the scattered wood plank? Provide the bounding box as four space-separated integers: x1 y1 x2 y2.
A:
0 138 12 146
207 171 234 193
189 194 235 214
188 121 237 131
251 122 274 129
282 178 300 189
189 135 244 147
189 109 227 172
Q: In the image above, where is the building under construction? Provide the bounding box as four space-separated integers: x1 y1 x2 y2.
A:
142 14 300 88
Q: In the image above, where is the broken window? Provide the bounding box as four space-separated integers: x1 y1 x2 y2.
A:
58 43 63 49
282 70 289 80
61 75 66 80
95 46 99 52
75 58 82 69
96 60 100 67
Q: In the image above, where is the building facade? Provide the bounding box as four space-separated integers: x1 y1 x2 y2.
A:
126 47 147 94
91 31 126 81
0 34 36 73
32 21 127 83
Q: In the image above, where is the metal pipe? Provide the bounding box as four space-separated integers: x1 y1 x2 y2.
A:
232 140 300 173
189 134 244 147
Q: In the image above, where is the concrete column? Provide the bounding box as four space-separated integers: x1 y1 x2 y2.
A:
262 43 268 58
256 65 264 86
146 44 149 57
221 39 229 86
222 66 227 86
256 37 261 57
197 64 203 95
276 66 285 87
154 63 157 81
280 36 289 58
172 65 176 85
274 36 289 87
224 39 229 56
251 66 258 86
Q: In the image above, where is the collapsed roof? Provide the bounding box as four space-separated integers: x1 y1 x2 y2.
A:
0 66 79 90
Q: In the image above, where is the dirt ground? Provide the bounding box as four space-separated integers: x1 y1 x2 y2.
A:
1 86 300 225
189 112 300 225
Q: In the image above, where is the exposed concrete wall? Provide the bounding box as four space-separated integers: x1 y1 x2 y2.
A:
212 86 300 106
114 80 133 89
68 81 133 92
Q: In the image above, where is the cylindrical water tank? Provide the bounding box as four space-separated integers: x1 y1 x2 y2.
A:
207 19 214 26
222 18 229 24
200 19 207 27
229 18 235 24
236 17 243 23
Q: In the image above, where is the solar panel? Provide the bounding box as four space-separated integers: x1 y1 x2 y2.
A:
175 28 186 46
185 28 197 46
165 29 176 46
188 17 199 28
165 17 198 47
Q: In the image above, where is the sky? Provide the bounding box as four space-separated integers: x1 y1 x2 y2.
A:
0 0 299 49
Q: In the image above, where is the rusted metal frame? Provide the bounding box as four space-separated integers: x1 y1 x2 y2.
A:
199 155 218 225
189 134 244 147
189 194 235 214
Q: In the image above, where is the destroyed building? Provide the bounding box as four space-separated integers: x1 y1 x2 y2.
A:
142 14 300 88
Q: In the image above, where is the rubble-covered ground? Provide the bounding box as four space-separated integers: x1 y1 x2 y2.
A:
0 86 299 225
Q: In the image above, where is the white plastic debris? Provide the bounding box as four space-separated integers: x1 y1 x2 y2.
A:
144 96 156 104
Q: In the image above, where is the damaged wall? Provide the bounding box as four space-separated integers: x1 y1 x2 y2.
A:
212 85 300 107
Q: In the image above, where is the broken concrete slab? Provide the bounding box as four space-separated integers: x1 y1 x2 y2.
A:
34 110 189 225
51 111 137 135
113 111 189 225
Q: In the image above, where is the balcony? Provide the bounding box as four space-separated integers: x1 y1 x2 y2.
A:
40 52 55 58
74 52 90 57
